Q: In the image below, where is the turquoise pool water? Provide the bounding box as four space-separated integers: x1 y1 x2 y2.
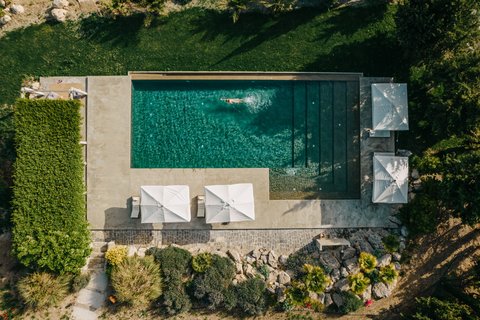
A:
132 80 360 199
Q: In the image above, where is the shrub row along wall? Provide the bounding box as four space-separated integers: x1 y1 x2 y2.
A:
12 99 91 274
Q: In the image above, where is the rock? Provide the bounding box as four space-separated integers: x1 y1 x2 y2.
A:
127 246 137 257
235 262 243 274
268 270 278 284
244 264 256 278
367 232 385 253
267 251 278 268
411 168 419 179
356 239 375 254
50 8 68 22
277 271 291 285
245 256 255 264
320 252 341 270
235 274 247 283
30 81 41 90
324 293 333 307
278 254 288 266
332 293 344 307
360 284 372 301
392 252 401 262
275 286 286 302
317 293 325 304
53 0 69 8
107 241 115 251
377 254 392 268
227 249 241 263
399 241 406 252
372 282 391 299
341 247 357 260
251 248 261 259
343 257 360 274
401 226 409 238
330 268 340 282
0 14 11 25
340 267 349 278
308 291 318 301
137 247 146 258
260 254 268 265
10 4 24 14
333 278 350 292
0 0 5 8
388 215 402 226
393 262 401 271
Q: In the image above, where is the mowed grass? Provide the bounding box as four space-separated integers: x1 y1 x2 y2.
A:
0 4 401 104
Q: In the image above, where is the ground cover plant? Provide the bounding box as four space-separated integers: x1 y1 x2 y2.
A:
11 99 91 274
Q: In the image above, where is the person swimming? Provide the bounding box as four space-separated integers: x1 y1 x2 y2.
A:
221 98 244 104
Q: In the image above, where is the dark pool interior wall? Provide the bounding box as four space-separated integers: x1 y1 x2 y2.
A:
132 80 359 199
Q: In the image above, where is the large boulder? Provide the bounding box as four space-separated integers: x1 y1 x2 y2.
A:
320 252 341 270
360 284 372 301
0 0 6 8
372 282 391 299
277 271 291 285
278 254 288 266
267 250 278 268
10 4 25 14
332 293 344 308
50 8 68 22
333 278 350 292
324 293 333 307
343 257 360 273
341 247 357 260
0 14 11 25
227 249 241 263
330 268 340 282
52 0 69 8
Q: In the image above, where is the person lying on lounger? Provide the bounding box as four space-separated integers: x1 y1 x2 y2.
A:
221 98 244 104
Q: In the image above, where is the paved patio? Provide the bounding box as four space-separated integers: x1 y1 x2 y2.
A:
40 73 397 232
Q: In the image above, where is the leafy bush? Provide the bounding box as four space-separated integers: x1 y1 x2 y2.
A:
399 193 439 236
147 246 192 279
338 291 363 314
192 254 235 310
71 273 90 293
257 264 270 279
11 100 91 274
410 296 474 320
105 245 128 267
0 103 14 210
147 246 192 314
192 252 212 273
17 272 69 309
379 264 398 284
358 252 377 274
284 281 308 307
110 256 162 307
231 277 267 316
286 247 320 275
348 272 370 295
382 234 400 253
302 264 330 294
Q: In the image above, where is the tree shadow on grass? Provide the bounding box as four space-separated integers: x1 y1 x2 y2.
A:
78 13 147 48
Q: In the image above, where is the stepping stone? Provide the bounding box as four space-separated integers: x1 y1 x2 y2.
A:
72 305 97 320
86 272 108 293
77 288 106 311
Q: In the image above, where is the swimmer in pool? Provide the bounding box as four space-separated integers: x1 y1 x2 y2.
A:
221 98 244 104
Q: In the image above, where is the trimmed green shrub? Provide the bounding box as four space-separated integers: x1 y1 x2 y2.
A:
284 281 308 308
110 256 162 307
192 254 235 310
338 291 363 314
358 252 377 274
349 272 370 295
382 234 400 253
147 246 192 314
192 252 212 273
379 264 398 284
410 296 474 320
302 264 330 294
71 273 90 293
11 99 90 274
105 245 128 267
17 272 69 309
232 277 267 316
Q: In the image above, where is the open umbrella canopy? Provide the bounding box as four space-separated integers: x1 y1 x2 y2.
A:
140 185 191 223
205 183 255 223
372 153 409 203
372 83 409 131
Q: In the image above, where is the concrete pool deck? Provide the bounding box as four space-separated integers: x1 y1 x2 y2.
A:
41 73 398 233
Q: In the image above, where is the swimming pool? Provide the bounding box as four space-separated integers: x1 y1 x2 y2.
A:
132 76 360 199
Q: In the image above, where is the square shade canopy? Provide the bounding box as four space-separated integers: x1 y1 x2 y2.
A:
205 183 255 223
372 83 409 131
372 153 409 204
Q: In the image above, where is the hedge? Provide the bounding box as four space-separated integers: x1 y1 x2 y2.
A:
11 99 91 274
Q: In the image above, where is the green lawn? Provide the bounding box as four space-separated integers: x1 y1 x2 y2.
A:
0 4 401 104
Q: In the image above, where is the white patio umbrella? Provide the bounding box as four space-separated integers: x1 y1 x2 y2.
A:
140 185 191 223
205 183 255 223
372 153 409 203
372 83 409 131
